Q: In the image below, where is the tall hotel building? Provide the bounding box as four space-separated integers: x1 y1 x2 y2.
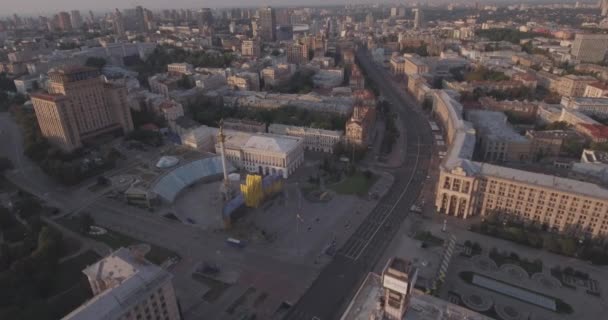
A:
31 66 134 152
433 90 608 238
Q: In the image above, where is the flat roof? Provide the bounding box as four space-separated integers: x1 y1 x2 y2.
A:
243 134 303 153
468 160 608 200
467 110 529 142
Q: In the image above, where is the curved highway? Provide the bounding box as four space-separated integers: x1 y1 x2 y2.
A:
284 48 434 320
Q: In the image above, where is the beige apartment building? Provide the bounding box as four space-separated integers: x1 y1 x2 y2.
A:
403 55 429 76
62 247 181 320
433 89 608 238
584 82 608 98
286 41 309 64
241 40 261 58
31 66 133 152
557 75 596 98
167 63 193 75
390 56 407 76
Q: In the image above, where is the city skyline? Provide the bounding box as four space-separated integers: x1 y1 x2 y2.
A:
0 0 591 16
3 1 608 320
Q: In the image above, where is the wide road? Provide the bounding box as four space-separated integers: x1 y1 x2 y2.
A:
284 49 434 320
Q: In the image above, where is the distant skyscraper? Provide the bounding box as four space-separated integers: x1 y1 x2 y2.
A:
135 6 146 32
413 8 424 29
365 12 374 28
143 9 155 31
258 6 276 42
70 10 82 29
231 8 242 20
113 9 125 36
198 8 213 27
602 0 608 16
58 11 72 31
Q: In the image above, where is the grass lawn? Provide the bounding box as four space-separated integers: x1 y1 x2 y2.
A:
51 250 101 295
58 217 179 265
192 274 231 302
328 172 377 195
0 250 100 320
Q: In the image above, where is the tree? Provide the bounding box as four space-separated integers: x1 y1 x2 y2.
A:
543 235 561 253
85 57 107 69
561 139 587 158
78 213 94 233
177 74 194 89
0 157 13 173
559 238 578 256
0 72 16 91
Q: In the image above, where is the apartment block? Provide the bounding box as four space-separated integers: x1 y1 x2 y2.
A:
433 89 608 238
31 66 133 152
571 33 608 63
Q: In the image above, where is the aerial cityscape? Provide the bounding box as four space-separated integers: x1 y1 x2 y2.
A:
3 1 608 320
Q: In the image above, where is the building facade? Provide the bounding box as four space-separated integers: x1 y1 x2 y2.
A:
241 40 261 58
31 66 133 152
223 118 266 133
167 63 194 75
571 34 608 63
217 130 304 178
467 110 531 162
258 7 276 42
345 90 377 146
268 123 343 153
286 41 309 65
557 75 596 98
584 82 608 98
433 89 608 238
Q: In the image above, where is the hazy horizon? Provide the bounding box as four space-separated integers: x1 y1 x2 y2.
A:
3 0 360 16
0 0 589 17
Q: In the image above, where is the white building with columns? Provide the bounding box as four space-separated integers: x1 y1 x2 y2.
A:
215 130 304 178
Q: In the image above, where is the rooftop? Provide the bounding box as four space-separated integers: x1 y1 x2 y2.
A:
526 130 579 140
269 123 343 137
468 160 608 200
243 134 303 153
467 110 529 142
578 123 608 139
62 247 172 320
30 92 68 101
582 149 608 164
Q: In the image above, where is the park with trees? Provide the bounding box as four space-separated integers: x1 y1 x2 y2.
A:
0 193 99 320
470 215 608 265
